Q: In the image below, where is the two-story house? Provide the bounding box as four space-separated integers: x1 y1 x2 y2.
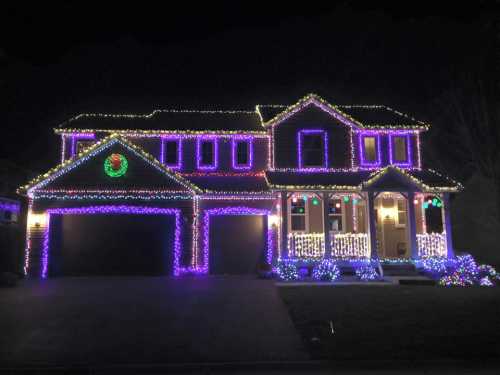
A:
19 94 462 278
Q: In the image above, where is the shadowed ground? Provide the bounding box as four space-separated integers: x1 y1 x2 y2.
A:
0 277 307 368
279 285 500 361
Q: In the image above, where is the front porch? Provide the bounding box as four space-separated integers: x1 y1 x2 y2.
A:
278 190 452 262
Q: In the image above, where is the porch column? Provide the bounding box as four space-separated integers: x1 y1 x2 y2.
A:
322 192 332 258
407 191 419 259
280 191 288 258
442 193 455 258
367 191 378 259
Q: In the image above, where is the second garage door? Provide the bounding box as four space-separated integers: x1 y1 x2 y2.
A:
209 215 267 275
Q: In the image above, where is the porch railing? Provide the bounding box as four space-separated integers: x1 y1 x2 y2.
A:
287 232 370 258
287 233 325 258
416 232 447 257
331 233 370 258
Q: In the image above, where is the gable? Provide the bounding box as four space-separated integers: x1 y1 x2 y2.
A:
21 136 200 195
272 103 352 169
363 168 421 192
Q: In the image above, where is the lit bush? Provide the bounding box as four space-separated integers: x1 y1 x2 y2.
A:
420 256 448 276
438 272 475 287
478 264 498 279
454 254 479 278
479 277 494 287
312 260 340 282
355 265 379 281
276 260 300 281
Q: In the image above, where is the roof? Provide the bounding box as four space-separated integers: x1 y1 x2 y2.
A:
56 93 429 133
266 167 462 192
184 175 270 193
57 110 263 132
265 171 372 190
18 133 202 195
256 94 428 130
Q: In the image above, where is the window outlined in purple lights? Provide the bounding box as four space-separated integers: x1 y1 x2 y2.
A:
196 136 218 171
231 136 253 170
161 136 182 170
297 129 329 170
388 133 412 168
358 132 382 168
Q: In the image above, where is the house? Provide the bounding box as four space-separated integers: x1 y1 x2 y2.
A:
18 94 462 278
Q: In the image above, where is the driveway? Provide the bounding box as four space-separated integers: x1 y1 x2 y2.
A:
0 276 307 368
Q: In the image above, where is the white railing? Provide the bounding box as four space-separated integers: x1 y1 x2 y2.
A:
287 232 370 258
287 233 325 258
331 233 370 258
417 232 447 257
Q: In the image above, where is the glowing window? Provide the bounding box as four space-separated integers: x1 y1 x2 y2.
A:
363 137 377 162
393 136 407 162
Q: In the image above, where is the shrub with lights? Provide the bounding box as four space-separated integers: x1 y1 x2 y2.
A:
311 259 340 282
276 260 300 281
420 256 448 277
355 265 380 281
437 254 498 287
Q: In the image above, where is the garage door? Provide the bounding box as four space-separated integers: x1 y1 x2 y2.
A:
48 214 175 276
209 215 267 275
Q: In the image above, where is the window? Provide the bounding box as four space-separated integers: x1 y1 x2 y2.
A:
393 136 407 162
396 198 407 227
237 142 248 165
163 139 181 168
363 136 377 162
232 138 252 169
328 198 343 232
290 198 306 231
298 130 328 168
197 138 218 170
76 141 94 154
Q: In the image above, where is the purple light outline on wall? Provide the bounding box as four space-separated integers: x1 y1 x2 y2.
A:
358 132 382 168
231 136 254 170
0 202 20 212
297 129 329 170
70 133 96 158
201 207 272 274
41 205 182 278
161 136 183 170
388 133 412 168
196 136 219 171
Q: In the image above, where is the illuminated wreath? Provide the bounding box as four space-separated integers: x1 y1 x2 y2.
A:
104 153 128 177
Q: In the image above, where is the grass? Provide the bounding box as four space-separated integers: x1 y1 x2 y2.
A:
279 285 500 361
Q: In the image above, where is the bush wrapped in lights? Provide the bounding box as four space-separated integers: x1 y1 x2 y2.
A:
438 254 485 287
478 264 498 280
311 259 340 282
479 277 494 287
420 256 448 276
355 265 380 281
276 260 300 281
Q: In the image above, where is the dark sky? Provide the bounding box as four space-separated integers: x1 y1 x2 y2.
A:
1 1 498 173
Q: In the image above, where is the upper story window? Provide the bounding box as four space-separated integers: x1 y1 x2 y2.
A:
389 134 411 167
232 137 253 170
162 137 182 169
196 137 218 170
76 141 95 155
298 130 328 169
359 134 380 167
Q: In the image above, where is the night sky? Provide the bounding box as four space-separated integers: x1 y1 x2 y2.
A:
1 1 497 176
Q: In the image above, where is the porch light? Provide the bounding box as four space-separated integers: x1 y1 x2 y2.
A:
268 214 279 227
27 212 47 228
380 206 397 220
413 199 418 205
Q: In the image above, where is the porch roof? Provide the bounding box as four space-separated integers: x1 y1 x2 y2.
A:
265 167 462 192
184 175 270 193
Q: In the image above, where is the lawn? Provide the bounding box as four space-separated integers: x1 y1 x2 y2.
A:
279 285 500 361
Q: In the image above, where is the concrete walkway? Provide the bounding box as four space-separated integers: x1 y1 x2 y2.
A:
0 276 307 368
